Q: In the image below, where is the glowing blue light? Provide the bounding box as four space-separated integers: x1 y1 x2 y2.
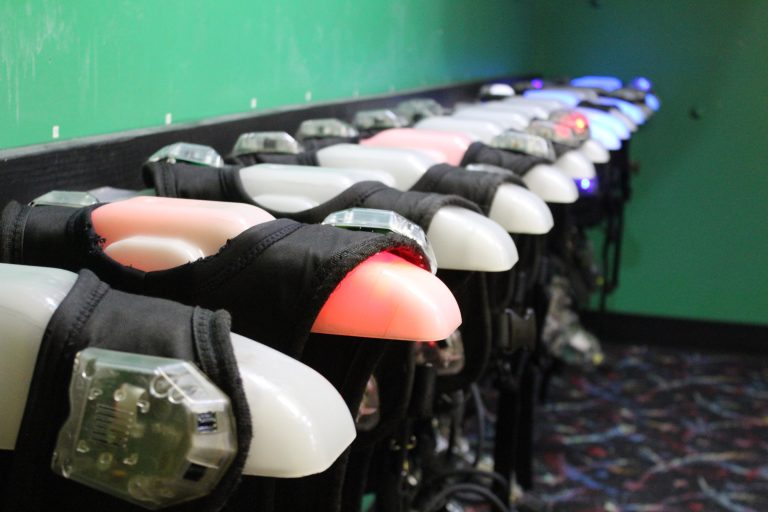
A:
645 93 661 111
587 123 622 150
631 76 652 92
531 78 544 89
576 178 598 195
597 98 646 124
523 90 580 107
570 76 623 91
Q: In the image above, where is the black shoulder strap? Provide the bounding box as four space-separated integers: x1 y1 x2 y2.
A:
460 141 551 175
410 164 523 215
227 151 319 167
301 137 358 151
143 161 247 203
551 141 573 158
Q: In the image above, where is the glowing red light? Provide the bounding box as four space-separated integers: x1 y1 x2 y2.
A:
556 112 589 135
554 124 573 140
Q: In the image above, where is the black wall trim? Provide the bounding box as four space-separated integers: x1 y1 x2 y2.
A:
583 311 768 354
0 76 522 206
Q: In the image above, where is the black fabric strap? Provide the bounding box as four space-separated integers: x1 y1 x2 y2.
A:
4 270 249 512
434 270 492 394
339 341 416 512
300 137 359 151
460 141 551 175
551 141 574 158
143 161 248 203
410 164 524 215
578 101 613 113
0 200 30 264
144 161 481 231
227 150 319 167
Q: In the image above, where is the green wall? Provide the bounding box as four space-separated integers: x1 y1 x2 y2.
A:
0 0 532 149
531 0 768 325
4 0 766 326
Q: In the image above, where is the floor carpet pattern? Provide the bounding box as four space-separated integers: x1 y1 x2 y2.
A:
534 344 768 511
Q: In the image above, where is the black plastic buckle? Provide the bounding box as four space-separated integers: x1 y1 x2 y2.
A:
504 307 537 353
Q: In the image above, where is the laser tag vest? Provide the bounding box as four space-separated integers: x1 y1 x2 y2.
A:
141 162 496 510
0 201 430 360
143 159 496 391
409 163 526 215
143 161 482 231
0 270 250 512
145 161 494 396
0 201 430 512
405 163 523 390
460 142 552 176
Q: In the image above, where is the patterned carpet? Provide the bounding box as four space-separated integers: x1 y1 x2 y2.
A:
534 344 768 511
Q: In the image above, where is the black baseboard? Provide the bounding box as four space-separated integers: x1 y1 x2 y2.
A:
582 311 768 354
0 76 526 206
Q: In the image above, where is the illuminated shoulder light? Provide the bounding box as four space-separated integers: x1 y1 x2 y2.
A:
588 123 622 150
296 118 359 140
87 186 155 203
322 208 438 273
352 109 409 131
465 163 517 176
489 131 556 160
148 143 224 168
570 76 623 91
415 330 465 376
526 119 581 148
232 132 303 157
631 76 652 92
550 110 591 139
52 348 237 509
576 108 630 140
396 98 445 122
478 83 515 99
645 93 661 111
512 78 550 93
30 190 100 208
30 187 153 207
523 90 580 107
577 177 598 195
355 376 380 432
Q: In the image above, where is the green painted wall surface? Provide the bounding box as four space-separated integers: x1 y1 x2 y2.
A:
4 0 765 326
531 0 768 325
0 0 532 149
